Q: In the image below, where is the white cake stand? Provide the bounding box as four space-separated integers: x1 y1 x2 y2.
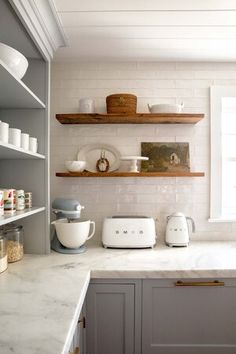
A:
120 156 149 173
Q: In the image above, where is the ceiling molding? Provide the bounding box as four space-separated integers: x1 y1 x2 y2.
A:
54 0 236 12
9 0 67 60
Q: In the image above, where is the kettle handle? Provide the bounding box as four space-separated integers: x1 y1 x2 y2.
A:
147 104 152 112
186 217 195 233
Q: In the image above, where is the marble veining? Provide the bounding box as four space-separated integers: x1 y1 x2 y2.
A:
1 241 236 354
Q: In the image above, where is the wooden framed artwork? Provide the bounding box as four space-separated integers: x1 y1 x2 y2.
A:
141 142 190 172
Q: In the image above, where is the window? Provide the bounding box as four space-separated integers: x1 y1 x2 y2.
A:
210 86 236 221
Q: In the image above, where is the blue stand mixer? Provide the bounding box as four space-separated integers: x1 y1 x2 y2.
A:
51 198 86 254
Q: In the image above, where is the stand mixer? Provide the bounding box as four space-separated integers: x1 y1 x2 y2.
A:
51 197 86 254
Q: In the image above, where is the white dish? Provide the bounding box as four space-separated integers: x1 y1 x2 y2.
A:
65 160 86 172
147 103 184 114
0 42 28 79
77 144 121 172
121 156 149 161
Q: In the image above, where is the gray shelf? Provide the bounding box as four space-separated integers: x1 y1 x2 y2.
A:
0 142 45 159
0 207 45 227
0 60 45 109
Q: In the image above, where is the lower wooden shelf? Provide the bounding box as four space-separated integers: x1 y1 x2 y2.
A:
56 172 205 178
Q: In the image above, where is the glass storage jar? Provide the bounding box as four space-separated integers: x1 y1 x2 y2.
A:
0 235 7 272
4 224 24 263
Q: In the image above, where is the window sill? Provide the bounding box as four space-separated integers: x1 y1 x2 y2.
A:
208 218 236 223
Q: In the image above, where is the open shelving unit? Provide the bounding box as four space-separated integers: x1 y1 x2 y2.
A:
56 113 204 125
56 171 205 178
55 112 205 178
0 0 50 254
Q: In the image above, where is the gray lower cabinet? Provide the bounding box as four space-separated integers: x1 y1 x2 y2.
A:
142 278 236 354
86 280 141 354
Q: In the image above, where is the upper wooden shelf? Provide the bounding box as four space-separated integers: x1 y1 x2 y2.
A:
56 171 205 178
56 113 204 125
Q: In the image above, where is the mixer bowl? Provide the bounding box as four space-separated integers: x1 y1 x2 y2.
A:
52 218 95 249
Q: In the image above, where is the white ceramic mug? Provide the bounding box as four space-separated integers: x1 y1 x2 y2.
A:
79 98 95 113
9 128 21 147
21 133 29 150
51 219 95 249
0 122 9 143
29 137 38 153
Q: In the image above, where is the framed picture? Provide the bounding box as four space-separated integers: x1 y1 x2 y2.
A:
141 142 190 172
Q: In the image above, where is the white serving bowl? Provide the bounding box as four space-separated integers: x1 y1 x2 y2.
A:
51 218 95 249
148 103 184 114
0 42 28 79
65 160 86 172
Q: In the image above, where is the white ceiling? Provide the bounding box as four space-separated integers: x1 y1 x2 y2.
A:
53 0 236 61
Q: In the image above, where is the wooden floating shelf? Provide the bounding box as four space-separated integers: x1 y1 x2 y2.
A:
56 113 204 125
56 172 205 178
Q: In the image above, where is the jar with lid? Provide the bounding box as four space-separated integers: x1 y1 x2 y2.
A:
0 235 7 273
3 224 24 262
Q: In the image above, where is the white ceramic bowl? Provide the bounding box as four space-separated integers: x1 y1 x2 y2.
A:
65 160 86 172
0 42 28 79
148 103 184 114
52 218 95 248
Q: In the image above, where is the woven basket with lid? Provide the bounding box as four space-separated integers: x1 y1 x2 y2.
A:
106 93 137 114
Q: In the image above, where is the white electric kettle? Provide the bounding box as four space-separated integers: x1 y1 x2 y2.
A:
165 212 195 247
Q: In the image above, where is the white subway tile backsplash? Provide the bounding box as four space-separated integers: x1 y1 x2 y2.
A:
51 61 236 242
152 88 194 98
137 62 176 71
98 62 138 71
175 79 214 89
117 184 156 194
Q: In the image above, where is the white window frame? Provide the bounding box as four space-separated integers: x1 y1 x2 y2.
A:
210 86 236 222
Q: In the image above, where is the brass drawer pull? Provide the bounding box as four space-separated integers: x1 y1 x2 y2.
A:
175 280 225 287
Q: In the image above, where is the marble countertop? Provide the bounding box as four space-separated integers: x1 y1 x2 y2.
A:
1 241 236 354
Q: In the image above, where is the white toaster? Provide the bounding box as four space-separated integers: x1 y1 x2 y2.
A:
102 216 156 249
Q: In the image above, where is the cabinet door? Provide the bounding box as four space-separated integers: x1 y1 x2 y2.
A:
86 283 135 354
142 279 236 354
76 315 85 354
68 306 85 354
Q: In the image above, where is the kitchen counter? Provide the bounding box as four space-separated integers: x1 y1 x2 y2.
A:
1 241 236 354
